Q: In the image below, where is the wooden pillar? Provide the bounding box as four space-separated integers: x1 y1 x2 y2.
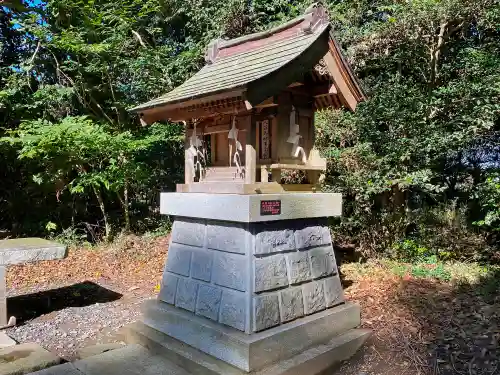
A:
306 170 320 185
276 92 292 163
185 131 194 184
185 149 194 184
0 266 6 326
210 134 217 165
260 166 270 183
245 113 257 184
271 169 281 183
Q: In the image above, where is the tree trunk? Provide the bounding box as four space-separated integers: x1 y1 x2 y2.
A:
124 181 130 232
93 186 112 241
116 180 131 233
429 21 448 88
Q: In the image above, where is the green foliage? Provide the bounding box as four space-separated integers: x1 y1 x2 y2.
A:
143 217 173 239
474 173 500 232
2 116 182 239
390 239 431 262
388 256 452 282
1 0 499 254
50 226 91 247
316 0 500 258
344 258 495 284
0 0 303 239
45 221 57 232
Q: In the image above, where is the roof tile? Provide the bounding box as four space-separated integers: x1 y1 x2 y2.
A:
130 24 329 112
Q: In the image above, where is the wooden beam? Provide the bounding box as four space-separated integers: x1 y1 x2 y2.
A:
210 134 216 165
255 97 277 108
187 123 231 136
313 83 337 97
137 89 244 115
267 163 326 171
322 49 358 111
255 119 260 161
329 34 366 102
145 101 249 123
286 82 337 99
140 96 248 123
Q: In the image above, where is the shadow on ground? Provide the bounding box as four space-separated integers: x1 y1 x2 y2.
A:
395 268 500 375
334 264 500 375
7 281 123 324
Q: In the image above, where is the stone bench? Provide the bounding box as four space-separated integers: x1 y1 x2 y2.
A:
0 238 67 329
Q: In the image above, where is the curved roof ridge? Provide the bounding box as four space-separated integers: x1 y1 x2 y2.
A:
205 2 329 64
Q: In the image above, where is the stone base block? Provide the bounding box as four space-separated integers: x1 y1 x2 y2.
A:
141 299 362 372
125 320 370 375
0 332 16 348
0 342 61 375
0 238 67 265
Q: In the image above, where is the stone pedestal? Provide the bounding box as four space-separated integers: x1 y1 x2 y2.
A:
0 238 67 328
138 193 368 374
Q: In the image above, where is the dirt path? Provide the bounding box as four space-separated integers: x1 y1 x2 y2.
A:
337 265 500 375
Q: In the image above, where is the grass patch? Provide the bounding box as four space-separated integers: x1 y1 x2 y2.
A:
342 257 497 284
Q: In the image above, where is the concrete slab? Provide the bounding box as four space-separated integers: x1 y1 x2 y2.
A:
0 342 61 375
75 343 125 360
125 322 371 375
0 332 16 349
0 239 67 265
141 300 361 372
258 328 371 375
28 362 84 375
160 193 342 222
73 344 190 375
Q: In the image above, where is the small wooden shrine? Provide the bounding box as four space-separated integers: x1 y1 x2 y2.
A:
131 3 365 194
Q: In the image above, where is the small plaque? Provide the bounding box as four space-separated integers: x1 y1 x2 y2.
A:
260 200 281 216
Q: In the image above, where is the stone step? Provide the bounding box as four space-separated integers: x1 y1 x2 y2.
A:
0 342 62 375
27 324 370 375
0 332 16 348
203 173 238 178
29 344 190 375
75 343 126 360
202 173 243 182
205 168 241 174
124 322 371 375
205 168 236 173
202 177 241 182
203 172 240 178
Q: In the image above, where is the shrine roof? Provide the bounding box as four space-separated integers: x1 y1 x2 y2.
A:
130 4 333 113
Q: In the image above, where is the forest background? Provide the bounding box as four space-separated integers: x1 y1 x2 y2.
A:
1 0 499 263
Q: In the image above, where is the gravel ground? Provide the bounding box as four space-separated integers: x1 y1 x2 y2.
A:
6 281 155 361
3 235 168 361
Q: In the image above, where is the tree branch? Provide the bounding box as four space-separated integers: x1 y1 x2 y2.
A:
28 40 41 64
429 21 448 88
131 30 146 47
429 18 467 88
